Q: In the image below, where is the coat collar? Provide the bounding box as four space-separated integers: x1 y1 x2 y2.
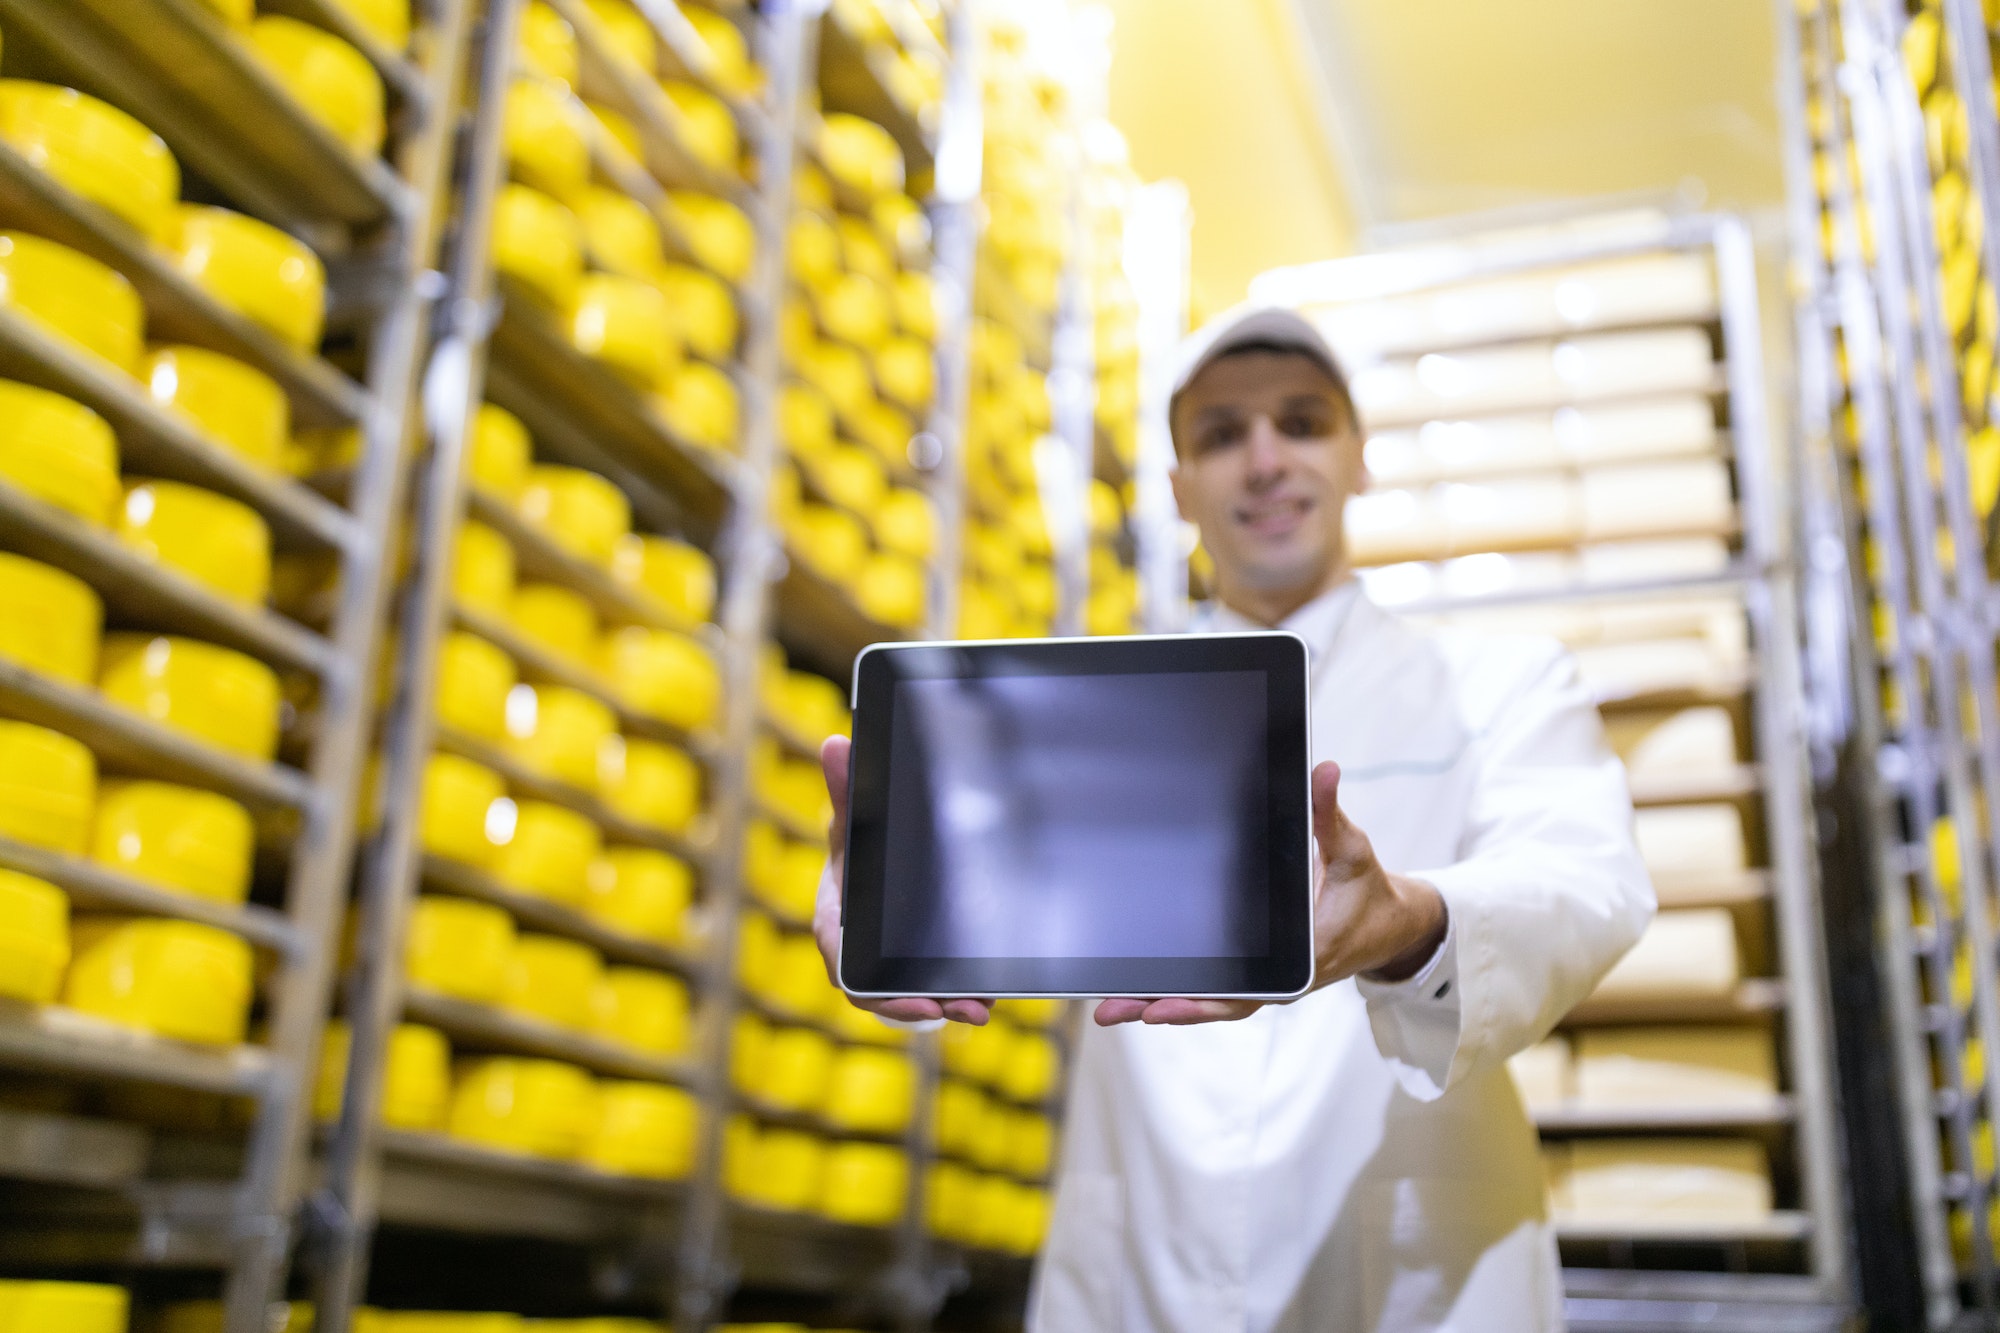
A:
1194 579 1371 681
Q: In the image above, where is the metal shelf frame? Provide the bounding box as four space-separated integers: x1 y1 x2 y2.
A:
301 0 989 1329
0 0 475 1330
1776 0 2000 1324
1250 212 1854 1322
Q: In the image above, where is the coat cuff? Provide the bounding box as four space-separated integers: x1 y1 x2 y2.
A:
1354 888 1462 1101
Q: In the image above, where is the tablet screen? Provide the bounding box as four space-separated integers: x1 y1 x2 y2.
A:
841 634 1314 997
881 670 1270 960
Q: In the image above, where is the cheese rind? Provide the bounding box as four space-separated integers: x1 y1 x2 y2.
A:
1591 908 1740 1001
1574 1026 1778 1108
1562 1138 1772 1223
1634 804 1748 882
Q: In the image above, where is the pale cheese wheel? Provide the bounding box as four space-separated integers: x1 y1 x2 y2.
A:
1350 345 1560 426
1361 431 1429 488
1633 804 1747 881
1549 255 1717 331
1556 397 1718 465
1441 477 1582 554
1435 551 1577 601
1615 706 1738 776
1552 328 1714 400
1590 908 1739 1002
1423 273 1560 347
1573 639 1736 701
1581 461 1734 541
1573 1027 1777 1109
1357 561 1439 607
1562 1138 1771 1224
1578 537 1731 585
1344 490 1446 566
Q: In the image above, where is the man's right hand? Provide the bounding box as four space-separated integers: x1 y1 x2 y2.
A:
812 734 994 1027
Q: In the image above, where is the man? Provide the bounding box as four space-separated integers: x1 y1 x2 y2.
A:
813 305 1656 1330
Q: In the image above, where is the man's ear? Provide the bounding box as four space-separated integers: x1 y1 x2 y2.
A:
1168 462 1192 522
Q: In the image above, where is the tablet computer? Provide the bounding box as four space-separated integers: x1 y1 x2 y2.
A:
839 632 1314 999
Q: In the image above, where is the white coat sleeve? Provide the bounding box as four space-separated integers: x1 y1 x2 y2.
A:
1354 638 1655 1101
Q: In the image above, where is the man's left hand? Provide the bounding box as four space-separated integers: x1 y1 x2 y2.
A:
1095 760 1448 1027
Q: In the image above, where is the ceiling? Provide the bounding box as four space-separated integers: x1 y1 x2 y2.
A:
1100 0 1787 317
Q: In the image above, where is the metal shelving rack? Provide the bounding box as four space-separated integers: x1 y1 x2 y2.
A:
1122 180 1192 636
291 2 1012 1331
0 0 1092 1323
1250 212 1852 1327
0 0 471 1328
1778 0 2000 1324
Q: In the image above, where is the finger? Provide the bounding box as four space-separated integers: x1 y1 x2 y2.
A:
813 906 841 986
820 734 853 859
866 996 945 1023
941 999 992 1025
1139 997 1263 1025
1310 760 1346 856
1094 998 1152 1026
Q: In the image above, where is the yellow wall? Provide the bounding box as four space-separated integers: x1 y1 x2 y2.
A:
1104 0 1783 309
1103 0 1357 319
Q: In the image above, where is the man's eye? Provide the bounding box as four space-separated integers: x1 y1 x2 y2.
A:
1280 413 1327 438
1198 423 1244 453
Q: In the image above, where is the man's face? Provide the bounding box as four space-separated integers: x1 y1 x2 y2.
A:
1169 350 1364 598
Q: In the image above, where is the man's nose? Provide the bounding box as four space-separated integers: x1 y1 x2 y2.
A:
1244 415 1287 478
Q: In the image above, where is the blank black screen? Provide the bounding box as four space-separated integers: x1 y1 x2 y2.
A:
879 670 1270 960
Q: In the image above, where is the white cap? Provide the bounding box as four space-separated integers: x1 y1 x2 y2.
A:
1170 302 1349 405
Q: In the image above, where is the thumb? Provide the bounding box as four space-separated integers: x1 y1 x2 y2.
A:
820 734 852 859
1310 760 1347 860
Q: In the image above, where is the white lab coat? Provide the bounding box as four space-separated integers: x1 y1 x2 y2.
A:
1026 584 1655 1333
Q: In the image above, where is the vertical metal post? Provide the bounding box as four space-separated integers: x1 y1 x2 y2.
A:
1825 0 1997 1312
1775 0 1950 1319
1046 171 1096 638
674 4 815 1328
883 6 982 1329
306 3 523 1328
917 1 982 649
223 3 475 1328
1712 216 1853 1296
1125 181 1192 634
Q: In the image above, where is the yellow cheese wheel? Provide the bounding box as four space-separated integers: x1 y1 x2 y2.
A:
661 79 737 175
65 916 252 1044
491 183 584 313
0 380 119 524
0 231 142 373
505 76 590 203
0 80 179 243
98 633 280 760
519 2 581 86
170 206 327 351
248 17 386 156
115 479 273 605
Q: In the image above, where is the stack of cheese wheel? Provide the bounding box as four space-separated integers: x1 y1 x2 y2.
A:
952 8 1108 640
725 904 921 1226
776 105 936 632
922 1002 1059 1254
0 227 307 1063
377 892 697 1178
957 319 1057 640
826 0 946 126
493 1 752 452
1340 246 1785 1243
434 401 716 883
1082 137 1143 635
1902 8 2000 534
